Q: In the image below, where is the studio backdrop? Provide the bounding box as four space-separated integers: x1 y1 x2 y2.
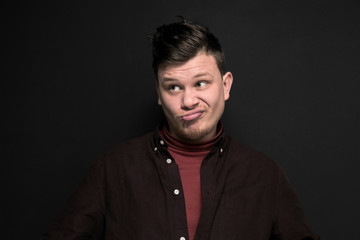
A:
4 0 360 239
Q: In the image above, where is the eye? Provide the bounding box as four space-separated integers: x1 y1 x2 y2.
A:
196 81 207 88
169 85 180 92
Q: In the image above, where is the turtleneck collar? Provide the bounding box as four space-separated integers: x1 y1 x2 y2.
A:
160 122 223 153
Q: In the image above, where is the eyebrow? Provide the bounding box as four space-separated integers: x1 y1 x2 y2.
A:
194 72 212 78
161 72 213 82
161 78 177 83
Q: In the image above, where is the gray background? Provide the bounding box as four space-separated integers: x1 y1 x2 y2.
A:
4 0 360 239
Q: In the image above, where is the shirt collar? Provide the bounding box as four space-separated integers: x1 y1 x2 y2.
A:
151 121 227 155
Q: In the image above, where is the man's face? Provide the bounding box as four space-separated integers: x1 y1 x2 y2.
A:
156 52 233 143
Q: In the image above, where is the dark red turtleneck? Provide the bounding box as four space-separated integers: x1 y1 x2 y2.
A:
160 124 223 240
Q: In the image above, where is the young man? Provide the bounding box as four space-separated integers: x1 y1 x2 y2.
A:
44 19 319 240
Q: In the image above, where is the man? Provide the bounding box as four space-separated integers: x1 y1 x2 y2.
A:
44 19 319 239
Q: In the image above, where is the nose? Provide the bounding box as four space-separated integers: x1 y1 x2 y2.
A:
181 89 199 110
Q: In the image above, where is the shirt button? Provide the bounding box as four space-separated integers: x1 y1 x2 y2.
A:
174 189 180 195
220 148 223 153
160 140 165 145
166 158 172 164
180 237 186 240
154 147 158 151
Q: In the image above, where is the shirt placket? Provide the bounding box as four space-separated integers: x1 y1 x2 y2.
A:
156 137 190 240
194 142 226 240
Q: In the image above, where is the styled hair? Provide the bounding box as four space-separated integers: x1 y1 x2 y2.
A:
150 18 226 78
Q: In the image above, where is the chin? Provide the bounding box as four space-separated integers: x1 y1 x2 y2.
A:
176 126 213 143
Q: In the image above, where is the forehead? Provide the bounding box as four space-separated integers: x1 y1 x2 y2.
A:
157 53 221 81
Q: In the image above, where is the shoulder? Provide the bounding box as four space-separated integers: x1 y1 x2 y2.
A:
109 132 153 154
225 136 282 175
97 132 155 168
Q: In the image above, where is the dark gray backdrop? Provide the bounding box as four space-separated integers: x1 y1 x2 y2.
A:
4 0 360 239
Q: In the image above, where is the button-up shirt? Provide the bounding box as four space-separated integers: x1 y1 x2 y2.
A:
43 126 319 239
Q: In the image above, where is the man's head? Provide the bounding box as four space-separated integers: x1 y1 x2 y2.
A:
151 19 233 143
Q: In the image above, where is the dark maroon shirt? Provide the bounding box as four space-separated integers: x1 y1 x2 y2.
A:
43 125 319 240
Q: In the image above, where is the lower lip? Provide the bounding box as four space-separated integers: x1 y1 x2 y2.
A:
182 112 203 121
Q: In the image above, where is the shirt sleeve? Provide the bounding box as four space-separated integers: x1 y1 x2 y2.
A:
271 166 320 240
42 154 106 240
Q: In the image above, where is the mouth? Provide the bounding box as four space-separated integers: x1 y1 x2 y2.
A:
181 111 204 121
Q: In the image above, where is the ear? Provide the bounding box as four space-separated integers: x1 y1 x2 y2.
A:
222 72 233 101
155 81 162 106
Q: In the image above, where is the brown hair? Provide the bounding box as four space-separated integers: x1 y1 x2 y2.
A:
150 17 226 79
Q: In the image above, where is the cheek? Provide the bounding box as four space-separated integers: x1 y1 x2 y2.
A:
161 97 179 115
206 88 224 108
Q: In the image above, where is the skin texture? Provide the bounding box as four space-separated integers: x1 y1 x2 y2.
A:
156 51 233 143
